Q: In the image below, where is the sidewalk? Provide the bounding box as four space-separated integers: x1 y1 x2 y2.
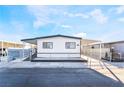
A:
81 55 124 83
0 61 87 68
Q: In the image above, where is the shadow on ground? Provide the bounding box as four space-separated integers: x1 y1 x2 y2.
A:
0 68 123 87
106 62 124 68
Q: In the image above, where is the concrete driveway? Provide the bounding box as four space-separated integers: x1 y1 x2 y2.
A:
0 68 123 87
0 62 87 68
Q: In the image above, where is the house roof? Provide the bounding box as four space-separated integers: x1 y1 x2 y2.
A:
21 34 82 41
0 41 23 48
88 40 124 46
21 34 82 44
104 40 124 44
81 39 100 46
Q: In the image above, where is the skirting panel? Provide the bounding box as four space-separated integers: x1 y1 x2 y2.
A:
37 53 80 57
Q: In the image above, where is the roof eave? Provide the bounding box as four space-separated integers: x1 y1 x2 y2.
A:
21 35 82 42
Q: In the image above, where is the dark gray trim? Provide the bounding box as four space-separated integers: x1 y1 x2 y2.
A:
21 34 81 41
31 58 87 62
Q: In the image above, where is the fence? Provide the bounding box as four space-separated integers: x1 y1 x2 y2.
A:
0 48 33 62
81 45 124 62
82 45 110 59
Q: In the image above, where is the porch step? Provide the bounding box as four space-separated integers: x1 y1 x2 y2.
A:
31 57 87 62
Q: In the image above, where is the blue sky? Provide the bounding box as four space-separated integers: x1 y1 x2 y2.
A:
0 5 124 42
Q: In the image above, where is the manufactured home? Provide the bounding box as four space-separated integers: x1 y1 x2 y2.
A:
21 35 82 58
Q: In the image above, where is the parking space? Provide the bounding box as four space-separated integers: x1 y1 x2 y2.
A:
0 68 123 87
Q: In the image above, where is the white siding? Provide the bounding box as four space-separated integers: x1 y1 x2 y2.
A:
37 37 81 57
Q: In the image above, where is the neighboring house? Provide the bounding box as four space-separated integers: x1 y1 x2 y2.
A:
103 41 124 61
82 40 124 62
0 41 26 62
0 41 23 56
21 34 82 58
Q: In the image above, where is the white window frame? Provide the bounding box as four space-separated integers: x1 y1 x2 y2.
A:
65 42 76 49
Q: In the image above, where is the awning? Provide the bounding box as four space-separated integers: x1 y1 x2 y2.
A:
21 39 37 45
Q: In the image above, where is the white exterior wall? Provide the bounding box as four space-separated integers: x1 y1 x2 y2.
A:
37 37 81 57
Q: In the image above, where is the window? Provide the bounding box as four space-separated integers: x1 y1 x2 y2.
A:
43 42 53 49
65 42 76 49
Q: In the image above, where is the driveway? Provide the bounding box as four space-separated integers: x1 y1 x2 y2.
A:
0 68 123 87
0 62 87 68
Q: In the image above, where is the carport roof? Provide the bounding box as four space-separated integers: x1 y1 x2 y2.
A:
21 34 82 45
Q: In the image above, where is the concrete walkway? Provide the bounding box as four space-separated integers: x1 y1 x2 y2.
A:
0 61 88 68
81 55 124 84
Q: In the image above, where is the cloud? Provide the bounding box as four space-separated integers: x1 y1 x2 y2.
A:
61 24 72 29
27 6 69 29
116 6 124 14
0 21 30 42
27 6 54 29
74 32 87 38
10 21 26 32
64 12 89 19
0 32 26 42
108 6 124 15
90 9 108 24
117 17 124 22
100 30 124 41
64 9 108 24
